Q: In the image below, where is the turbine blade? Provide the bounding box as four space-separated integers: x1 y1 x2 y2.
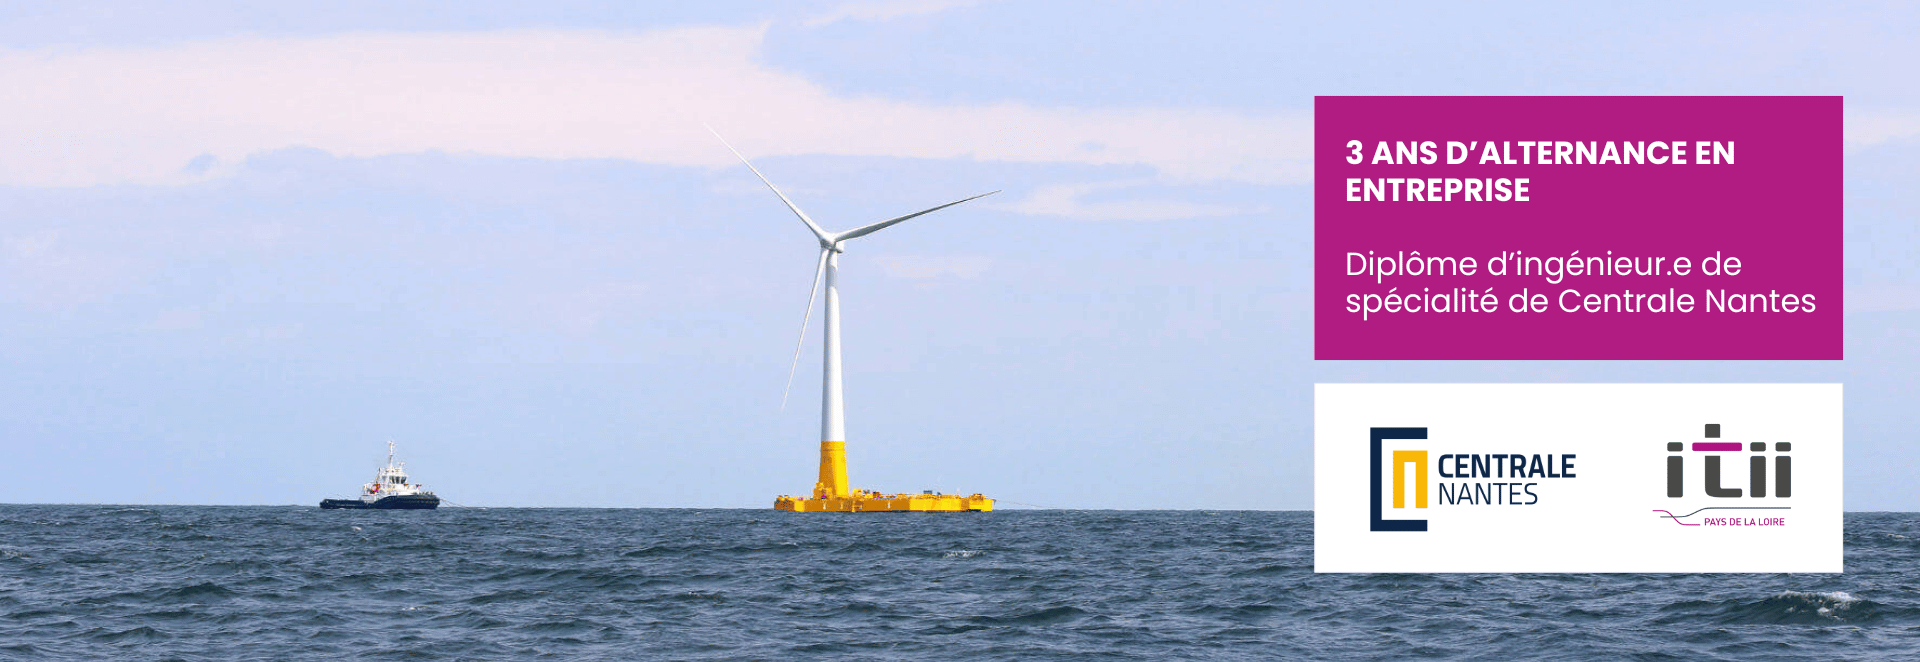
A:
707 125 832 243
835 191 1000 241
781 247 831 410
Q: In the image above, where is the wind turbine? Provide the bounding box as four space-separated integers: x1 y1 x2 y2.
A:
710 127 998 513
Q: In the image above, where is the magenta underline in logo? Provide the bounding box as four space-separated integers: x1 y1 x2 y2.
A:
1692 442 1744 452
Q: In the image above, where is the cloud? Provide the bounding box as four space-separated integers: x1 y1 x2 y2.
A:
1848 286 1920 313
1 229 129 308
803 0 988 27
1845 108 1920 151
4 230 60 261
0 27 1311 188
145 307 205 332
1006 180 1265 222
873 254 993 279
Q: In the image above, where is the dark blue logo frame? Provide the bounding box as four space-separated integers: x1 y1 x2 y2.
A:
1371 427 1429 532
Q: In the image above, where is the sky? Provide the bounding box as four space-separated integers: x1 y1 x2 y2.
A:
2 1 1916 509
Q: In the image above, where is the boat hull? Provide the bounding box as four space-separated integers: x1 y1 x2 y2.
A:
319 494 441 510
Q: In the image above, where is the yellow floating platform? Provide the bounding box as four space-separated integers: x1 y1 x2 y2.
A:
775 492 993 512
774 441 992 512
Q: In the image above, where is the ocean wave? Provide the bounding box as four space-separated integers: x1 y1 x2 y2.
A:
1657 589 1892 625
1769 590 1863 619
2 507 1919 660
89 625 169 643
973 605 1092 626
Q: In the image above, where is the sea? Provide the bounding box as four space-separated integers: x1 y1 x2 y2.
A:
1 506 1915 660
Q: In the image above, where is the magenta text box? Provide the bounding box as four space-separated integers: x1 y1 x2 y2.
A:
1315 96 1841 360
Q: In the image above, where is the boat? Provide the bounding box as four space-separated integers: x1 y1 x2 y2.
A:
319 441 442 509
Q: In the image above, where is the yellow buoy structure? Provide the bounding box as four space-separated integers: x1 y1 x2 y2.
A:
712 127 994 513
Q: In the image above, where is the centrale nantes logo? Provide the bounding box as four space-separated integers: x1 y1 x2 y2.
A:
1653 423 1792 527
1368 427 1579 532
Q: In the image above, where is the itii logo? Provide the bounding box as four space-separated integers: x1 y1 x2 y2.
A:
1655 423 1791 526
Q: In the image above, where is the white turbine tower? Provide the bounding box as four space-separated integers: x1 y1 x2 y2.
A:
710 127 998 513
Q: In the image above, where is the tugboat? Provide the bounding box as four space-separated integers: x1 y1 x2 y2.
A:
319 441 442 509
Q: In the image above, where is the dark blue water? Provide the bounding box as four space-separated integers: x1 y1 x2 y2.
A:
1 507 1916 660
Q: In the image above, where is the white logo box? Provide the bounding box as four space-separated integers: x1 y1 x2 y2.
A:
1314 384 1842 573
